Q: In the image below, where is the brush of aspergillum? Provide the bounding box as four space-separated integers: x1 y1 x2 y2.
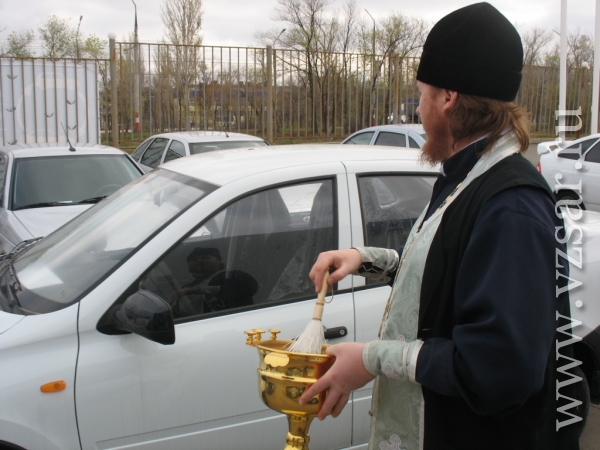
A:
286 270 331 354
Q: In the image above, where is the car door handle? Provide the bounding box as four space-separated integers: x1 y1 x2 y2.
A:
577 164 590 172
324 326 348 340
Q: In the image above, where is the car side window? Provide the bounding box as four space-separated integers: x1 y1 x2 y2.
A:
408 137 420 148
345 132 375 145
374 131 407 147
139 179 336 321
164 140 186 163
358 175 434 282
140 138 170 168
559 138 599 160
585 143 600 164
131 139 153 161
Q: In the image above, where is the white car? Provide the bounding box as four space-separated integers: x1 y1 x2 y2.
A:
0 143 143 255
130 131 269 172
537 133 600 211
341 124 426 148
0 145 595 450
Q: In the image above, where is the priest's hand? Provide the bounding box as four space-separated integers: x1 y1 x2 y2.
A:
310 249 362 292
299 342 375 420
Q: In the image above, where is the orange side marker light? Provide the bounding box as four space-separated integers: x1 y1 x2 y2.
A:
40 380 66 393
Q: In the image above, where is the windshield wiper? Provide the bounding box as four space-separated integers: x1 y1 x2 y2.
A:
76 196 107 204
0 238 43 313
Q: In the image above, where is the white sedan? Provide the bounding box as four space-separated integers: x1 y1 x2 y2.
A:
341 124 426 148
130 130 269 172
0 145 596 450
0 143 143 255
537 133 600 211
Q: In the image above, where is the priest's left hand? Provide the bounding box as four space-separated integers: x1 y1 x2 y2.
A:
299 342 375 420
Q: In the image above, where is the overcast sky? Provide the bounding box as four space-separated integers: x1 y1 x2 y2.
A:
1 0 597 47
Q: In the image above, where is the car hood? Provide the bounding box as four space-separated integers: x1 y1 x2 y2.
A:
13 205 93 239
0 310 25 334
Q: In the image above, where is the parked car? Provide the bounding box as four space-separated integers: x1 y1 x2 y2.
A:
341 124 426 148
0 143 143 255
130 131 269 172
0 145 595 450
537 133 600 211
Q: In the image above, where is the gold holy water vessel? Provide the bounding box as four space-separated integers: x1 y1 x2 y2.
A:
245 328 334 450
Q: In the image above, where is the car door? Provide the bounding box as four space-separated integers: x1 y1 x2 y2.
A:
344 160 436 444
580 141 600 210
162 139 186 164
139 138 170 172
548 137 600 190
343 131 376 145
373 130 407 147
74 166 356 450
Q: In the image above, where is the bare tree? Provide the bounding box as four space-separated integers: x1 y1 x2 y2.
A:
522 27 554 66
2 29 34 57
161 0 203 46
161 0 204 130
374 14 428 58
567 29 594 68
38 15 76 58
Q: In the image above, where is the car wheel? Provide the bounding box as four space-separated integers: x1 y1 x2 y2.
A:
555 191 586 210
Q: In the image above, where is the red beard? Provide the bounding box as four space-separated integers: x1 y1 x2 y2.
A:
419 133 454 166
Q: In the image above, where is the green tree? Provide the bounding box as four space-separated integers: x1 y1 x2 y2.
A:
2 29 34 57
38 15 76 58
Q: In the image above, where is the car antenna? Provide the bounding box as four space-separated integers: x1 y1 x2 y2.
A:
61 123 76 152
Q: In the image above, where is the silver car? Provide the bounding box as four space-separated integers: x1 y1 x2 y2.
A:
537 133 600 211
130 131 269 172
0 143 143 254
341 124 426 148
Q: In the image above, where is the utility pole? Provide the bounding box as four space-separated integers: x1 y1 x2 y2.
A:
132 0 141 136
76 16 83 59
109 33 119 147
272 29 286 136
558 0 567 143
365 9 376 126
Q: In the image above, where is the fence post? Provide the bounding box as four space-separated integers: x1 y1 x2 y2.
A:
267 45 273 143
109 33 119 148
393 56 399 124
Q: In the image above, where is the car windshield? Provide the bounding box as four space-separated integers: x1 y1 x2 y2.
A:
189 140 268 154
11 154 142 210
3 169 216 315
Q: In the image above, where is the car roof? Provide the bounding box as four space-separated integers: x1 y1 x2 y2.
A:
162 144 435 186
148 131 267 143
353 124 426 134
0 142 127 158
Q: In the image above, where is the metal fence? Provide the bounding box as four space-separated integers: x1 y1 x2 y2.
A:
109 41 596 144
0 58 105 146
1 42 595 148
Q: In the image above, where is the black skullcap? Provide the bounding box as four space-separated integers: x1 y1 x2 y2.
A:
416 2 523 101
187 247 222 261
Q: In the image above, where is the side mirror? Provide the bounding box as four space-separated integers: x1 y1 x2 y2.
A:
112 290 175 345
